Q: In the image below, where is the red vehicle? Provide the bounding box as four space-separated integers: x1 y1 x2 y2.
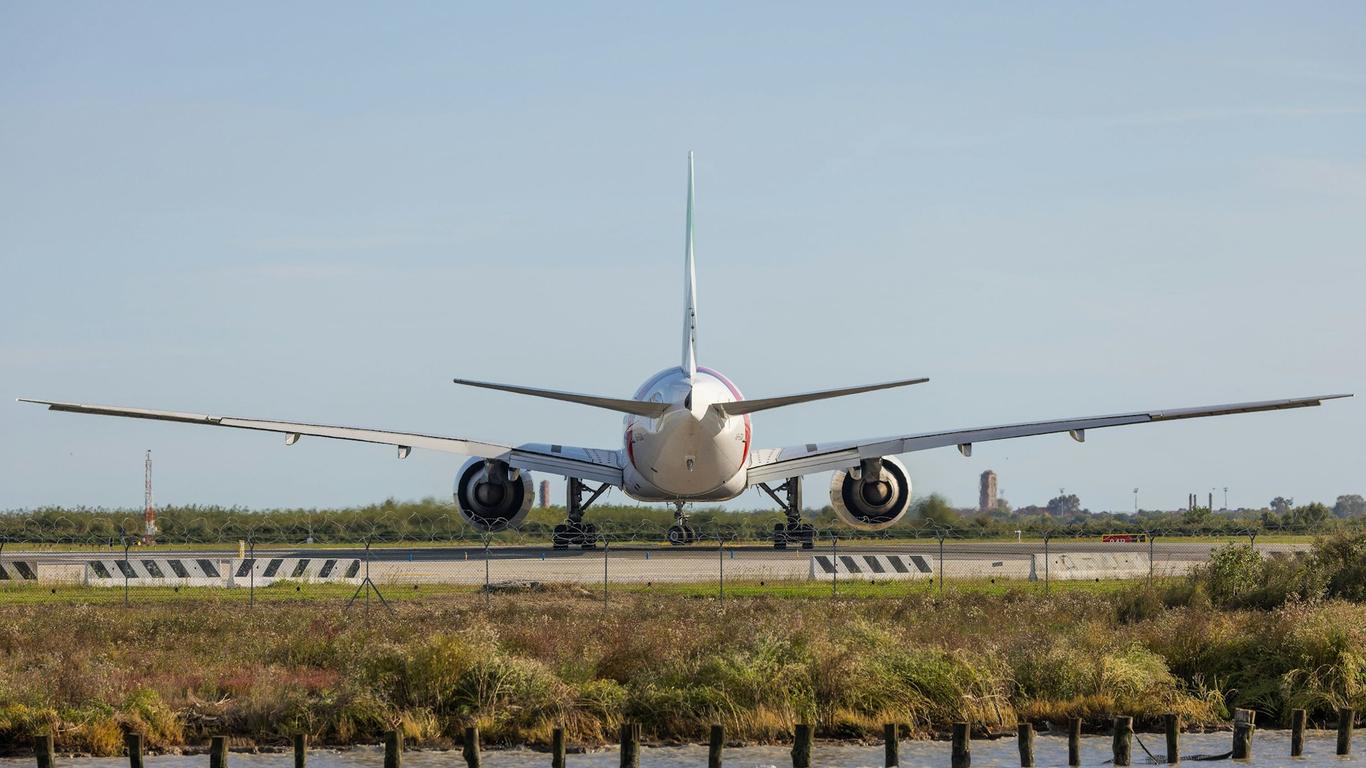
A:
1102 533 1148 543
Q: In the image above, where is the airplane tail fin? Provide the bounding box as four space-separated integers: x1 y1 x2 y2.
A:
709 377 930 417
682 151 698 380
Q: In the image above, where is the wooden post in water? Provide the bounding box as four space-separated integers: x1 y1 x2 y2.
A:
1232 708 1255 760
124 733 143 768
708 724 724 768
1163 713 1180 764
1112 716 1133 767
950 722 970 768
551 727 566 768
1016 722 1034 767
619 722 640 768
1067 717 1082 767
293 735 306 768
33 734 54 768
1339 707 1355 756
384 730 403 768
791 724 813 768
462 726 481 768
209 736 228 768
1290 709 1306 758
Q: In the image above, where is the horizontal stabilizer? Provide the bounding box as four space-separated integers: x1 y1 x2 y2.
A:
453 378 671 418
711 377 929 417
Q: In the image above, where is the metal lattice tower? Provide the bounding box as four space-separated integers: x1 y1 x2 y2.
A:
143 449 157 544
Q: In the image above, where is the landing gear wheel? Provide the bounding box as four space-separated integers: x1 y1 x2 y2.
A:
773 522 790 550
667 525 690 546
580 522 599 550
773 522 815 550
552 524 572 551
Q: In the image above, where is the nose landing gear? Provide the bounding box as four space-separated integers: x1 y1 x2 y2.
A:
759 477 815 549
667 500 697 545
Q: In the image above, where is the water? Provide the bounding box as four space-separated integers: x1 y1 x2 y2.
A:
4 732 1353 768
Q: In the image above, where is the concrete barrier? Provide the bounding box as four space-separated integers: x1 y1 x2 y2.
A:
1030 552 1151 581
0 560 39 581
81 557 362 587
809 554 935 580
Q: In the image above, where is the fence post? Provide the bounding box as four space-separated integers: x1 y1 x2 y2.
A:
718 535 724 603
33 734 54 768
1067 717 1081 766
1112 716 1132 766
619 722 640 768
384 730 402 768
1290 709 1306 757
551 727 566 768
209 736 227 768
124 733 143 768
293 734 306 768
1148 533 1155 584
1232 707 1255 760
1043 532 1051 593
602 539 610 608
830 537 838 597
951 722 970 768
791 724 812 768
1339 707 1356 756
883 723 898 767
483 535 491 609
1163 713 1179 764
709 724 724 768
247 537 256 607
1016 722 1033 767
937 533 945 595
462 725 481 768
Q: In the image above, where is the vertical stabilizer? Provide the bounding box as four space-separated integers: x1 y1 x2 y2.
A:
682 151 698 379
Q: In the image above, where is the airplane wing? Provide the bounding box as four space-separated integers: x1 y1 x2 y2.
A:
746 393 1352 486
18 398 623 486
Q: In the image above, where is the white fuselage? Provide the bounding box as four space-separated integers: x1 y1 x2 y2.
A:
621 366 751 502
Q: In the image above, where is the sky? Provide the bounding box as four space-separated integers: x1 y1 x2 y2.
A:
2 3 1362 514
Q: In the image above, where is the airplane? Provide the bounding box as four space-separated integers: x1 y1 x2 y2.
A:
20 153 1353 549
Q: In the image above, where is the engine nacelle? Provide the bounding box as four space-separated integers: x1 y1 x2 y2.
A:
453 457 534 531
829 455 913 530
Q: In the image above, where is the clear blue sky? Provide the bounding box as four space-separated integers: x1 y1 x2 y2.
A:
2 3 1362 513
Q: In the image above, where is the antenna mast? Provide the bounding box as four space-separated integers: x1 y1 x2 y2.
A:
143 449 157 545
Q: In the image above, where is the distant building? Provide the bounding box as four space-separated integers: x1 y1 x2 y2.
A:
979 470 998 513
539 479 551 508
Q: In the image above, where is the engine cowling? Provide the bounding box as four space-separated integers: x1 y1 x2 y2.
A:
828 455 913 530
453 457 534 531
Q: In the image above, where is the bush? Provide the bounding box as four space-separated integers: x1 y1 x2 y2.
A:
1312 529 1366 601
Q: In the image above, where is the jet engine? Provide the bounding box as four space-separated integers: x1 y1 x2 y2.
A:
828 455 913 530
453 457 534 531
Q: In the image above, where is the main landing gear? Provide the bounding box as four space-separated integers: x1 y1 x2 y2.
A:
759 477 815 549
552 477 608 550
667 500 698 546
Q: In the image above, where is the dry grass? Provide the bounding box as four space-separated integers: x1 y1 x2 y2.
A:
0 591 1363 755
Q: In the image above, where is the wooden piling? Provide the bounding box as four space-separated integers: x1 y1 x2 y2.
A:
209 736 228 768
1067 717 1081 767
34 734 54 768
1112 716 1133 767
791 724 812 768
124 733 144 768
1232 708 1255 760
883 723 898 767
709 724 724 768
1339 707 1355 756
1164 713 1180 764
950 722 970 768
619 722 640 768
551 727 566 768
384 730 403 768
462 726 481 768
1016 722 1033 767
293 735 306 768
1290 709 1306 758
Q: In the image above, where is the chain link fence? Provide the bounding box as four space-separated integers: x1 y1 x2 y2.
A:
0 513 1350 607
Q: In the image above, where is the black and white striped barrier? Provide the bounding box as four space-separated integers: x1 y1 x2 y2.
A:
0 561 39 581
83 557 363 587
810 554 935 579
